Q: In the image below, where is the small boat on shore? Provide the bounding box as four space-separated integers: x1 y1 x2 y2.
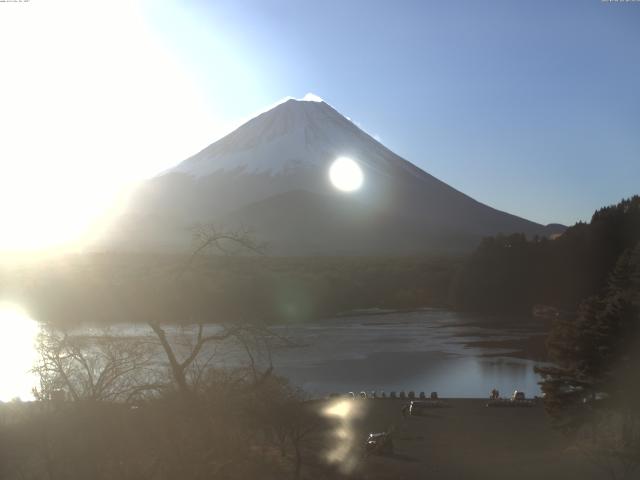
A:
486 391 535 407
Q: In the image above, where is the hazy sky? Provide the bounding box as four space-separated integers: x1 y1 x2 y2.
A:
0 0 638 249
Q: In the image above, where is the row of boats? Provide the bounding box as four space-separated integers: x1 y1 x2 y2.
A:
327 389 538 407
328 390 441 400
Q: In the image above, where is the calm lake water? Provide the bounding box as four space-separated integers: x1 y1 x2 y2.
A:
267 309 547 398
0 306 547 401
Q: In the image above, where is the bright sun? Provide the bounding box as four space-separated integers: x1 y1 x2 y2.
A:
0 303 39 401
329 157 364 192
0 1 216 252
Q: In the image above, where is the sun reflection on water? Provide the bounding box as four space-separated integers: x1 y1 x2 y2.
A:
0 303 40 401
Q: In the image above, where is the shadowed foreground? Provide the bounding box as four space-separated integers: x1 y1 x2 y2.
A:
313 398 601 480
0 396 606 480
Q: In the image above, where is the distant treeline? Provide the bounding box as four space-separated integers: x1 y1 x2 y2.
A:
9 254 461 327
10 197 637 327
450 196 640 314
204 255 460 323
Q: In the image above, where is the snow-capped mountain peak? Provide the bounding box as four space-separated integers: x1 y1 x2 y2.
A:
102 96 564 255
168 97 368 177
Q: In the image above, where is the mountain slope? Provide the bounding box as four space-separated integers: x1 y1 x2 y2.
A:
101 97 564 254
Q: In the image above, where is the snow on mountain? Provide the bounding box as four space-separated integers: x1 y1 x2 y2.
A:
168 97 425 183
100 96 565 254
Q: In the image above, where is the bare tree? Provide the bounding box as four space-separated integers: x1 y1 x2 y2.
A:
147 226 275 395
149 322 244 395
188 224 264 262
287 402 323 480
33 326 160 404
249 376 323 480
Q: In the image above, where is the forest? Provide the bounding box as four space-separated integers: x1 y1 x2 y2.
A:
450 196 640 314
3 253 460 328
451 196 640 478
5 197 639 329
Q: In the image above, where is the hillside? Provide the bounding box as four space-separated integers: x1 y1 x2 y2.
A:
99 98 563 254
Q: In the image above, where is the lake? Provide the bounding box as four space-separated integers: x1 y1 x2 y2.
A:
0 306 548 401
268 309 548 398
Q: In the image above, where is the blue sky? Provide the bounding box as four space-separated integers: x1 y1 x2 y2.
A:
141 0 639 226
2 0 637 251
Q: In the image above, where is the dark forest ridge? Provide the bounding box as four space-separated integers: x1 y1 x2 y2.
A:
99 98 564 255
452 195 640 314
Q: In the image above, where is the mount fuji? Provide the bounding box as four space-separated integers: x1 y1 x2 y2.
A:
102 96 564 255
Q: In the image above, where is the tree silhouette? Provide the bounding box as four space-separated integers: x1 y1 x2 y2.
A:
451 196 640 314
536 243 640 478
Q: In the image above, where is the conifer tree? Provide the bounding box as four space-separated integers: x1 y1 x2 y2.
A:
536 243 640 430
535 243 640 478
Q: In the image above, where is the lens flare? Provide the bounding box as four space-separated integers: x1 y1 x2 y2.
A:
329 157 363 192
322 398 366 473
323 399 353 418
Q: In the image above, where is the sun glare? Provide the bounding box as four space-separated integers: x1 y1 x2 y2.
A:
322 398 364 473
0 303 39 402
323 399 353 418
329 157 364 192
0 1 217 252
